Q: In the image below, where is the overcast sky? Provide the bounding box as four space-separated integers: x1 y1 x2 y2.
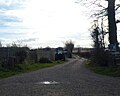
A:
0 0 92 48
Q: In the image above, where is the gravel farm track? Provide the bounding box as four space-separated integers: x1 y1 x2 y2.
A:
0 58 120 96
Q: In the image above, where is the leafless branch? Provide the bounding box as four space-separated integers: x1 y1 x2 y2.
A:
91 7 108 18
93 3 106 9
115 4 120 10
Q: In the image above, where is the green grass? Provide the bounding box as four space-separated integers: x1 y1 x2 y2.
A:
0 61 65 78
85 61 120 77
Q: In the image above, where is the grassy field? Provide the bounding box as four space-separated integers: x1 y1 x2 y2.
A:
0 61 64 78
85 61 120 77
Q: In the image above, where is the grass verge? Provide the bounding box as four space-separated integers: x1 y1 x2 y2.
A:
85 61 120 77
0 61 65 78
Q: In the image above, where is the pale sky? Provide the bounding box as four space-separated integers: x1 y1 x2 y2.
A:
0 0 92 48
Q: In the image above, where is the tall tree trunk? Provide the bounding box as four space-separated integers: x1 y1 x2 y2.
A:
108 0 118 49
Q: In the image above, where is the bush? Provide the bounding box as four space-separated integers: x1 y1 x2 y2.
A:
39 57 52 63
78 52 91 59
16 49 27 64
91 48 108 66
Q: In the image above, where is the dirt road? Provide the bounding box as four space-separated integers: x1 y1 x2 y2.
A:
0 58 120 96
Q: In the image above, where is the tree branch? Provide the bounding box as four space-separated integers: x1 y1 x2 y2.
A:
115 4 120 11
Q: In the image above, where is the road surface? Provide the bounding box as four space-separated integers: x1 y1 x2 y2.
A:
0 58 120 96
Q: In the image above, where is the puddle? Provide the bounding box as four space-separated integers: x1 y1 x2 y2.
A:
36 81 59 85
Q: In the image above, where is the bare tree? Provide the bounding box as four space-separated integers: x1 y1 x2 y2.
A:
7 40 28 48
90 19 108 48
77 0 120 51
65 40 74 58
90 20 109 66
77 0 120 66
